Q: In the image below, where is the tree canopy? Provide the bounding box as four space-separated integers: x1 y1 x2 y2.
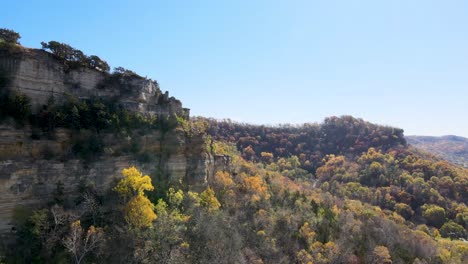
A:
41 40 110 72
0 28 21 44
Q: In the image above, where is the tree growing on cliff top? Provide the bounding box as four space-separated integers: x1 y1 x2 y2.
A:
113 66 138 76
0 28 21 44
87 55 110 72
41 41 110 72
41 41 79 62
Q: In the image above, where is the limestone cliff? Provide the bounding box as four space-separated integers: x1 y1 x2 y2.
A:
0 47 189 118
0 46 229 231
0 124 220 230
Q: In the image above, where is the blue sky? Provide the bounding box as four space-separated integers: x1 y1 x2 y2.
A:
3 0 468 137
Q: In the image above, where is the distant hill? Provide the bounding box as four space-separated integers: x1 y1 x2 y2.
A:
406 135 468 167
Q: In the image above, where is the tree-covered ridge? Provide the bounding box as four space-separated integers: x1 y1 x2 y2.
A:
407 135 468 168
204 116 467 236
205 115 406 173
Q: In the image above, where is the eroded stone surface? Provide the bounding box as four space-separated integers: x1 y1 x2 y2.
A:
0 48 223 231
0 125 217 230
0 48 189 118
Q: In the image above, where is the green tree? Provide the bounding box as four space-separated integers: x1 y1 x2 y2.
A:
41 41 76 61
167 187 184 208
9 93 31 123
87 55 110 72
394 203 414 220
0 28 21 44
199 187 221 212
440 221 466 239
422 204 446 228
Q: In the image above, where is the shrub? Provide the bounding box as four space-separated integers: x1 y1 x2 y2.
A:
0 90 31 124
72 132 104 161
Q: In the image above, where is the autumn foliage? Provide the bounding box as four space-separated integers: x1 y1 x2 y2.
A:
4 114 467 263
114 166 157 228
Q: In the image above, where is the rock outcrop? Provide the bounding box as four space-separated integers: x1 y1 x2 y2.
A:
0 46 228 231
0 48 189 118
0 123 221 230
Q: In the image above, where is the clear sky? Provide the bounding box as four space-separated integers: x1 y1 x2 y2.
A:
3 0 468 137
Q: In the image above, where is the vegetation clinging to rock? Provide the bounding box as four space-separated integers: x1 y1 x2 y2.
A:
41 40 110 72
0 28 21 44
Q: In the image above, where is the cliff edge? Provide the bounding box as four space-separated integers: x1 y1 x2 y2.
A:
0 47 189 118
0 44 225 231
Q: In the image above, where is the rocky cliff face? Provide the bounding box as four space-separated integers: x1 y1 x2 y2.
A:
0 47 228 231
0 123 221 230
0 48 189 118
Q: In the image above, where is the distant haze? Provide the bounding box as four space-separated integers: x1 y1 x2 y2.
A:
4 0 468 137
406 135 468 167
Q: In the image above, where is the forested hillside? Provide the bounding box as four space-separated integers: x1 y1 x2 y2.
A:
407 135 468 168
4 116 468 263
206 116 407 173
1 29 467 263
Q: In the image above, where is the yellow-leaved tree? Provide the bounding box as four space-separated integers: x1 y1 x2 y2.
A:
114 166 157 228
199 187 221 212
114 166 154 199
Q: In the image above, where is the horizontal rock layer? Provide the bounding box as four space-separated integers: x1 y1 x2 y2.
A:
0 47 230 231
0 124 222 231
0 48 189 118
